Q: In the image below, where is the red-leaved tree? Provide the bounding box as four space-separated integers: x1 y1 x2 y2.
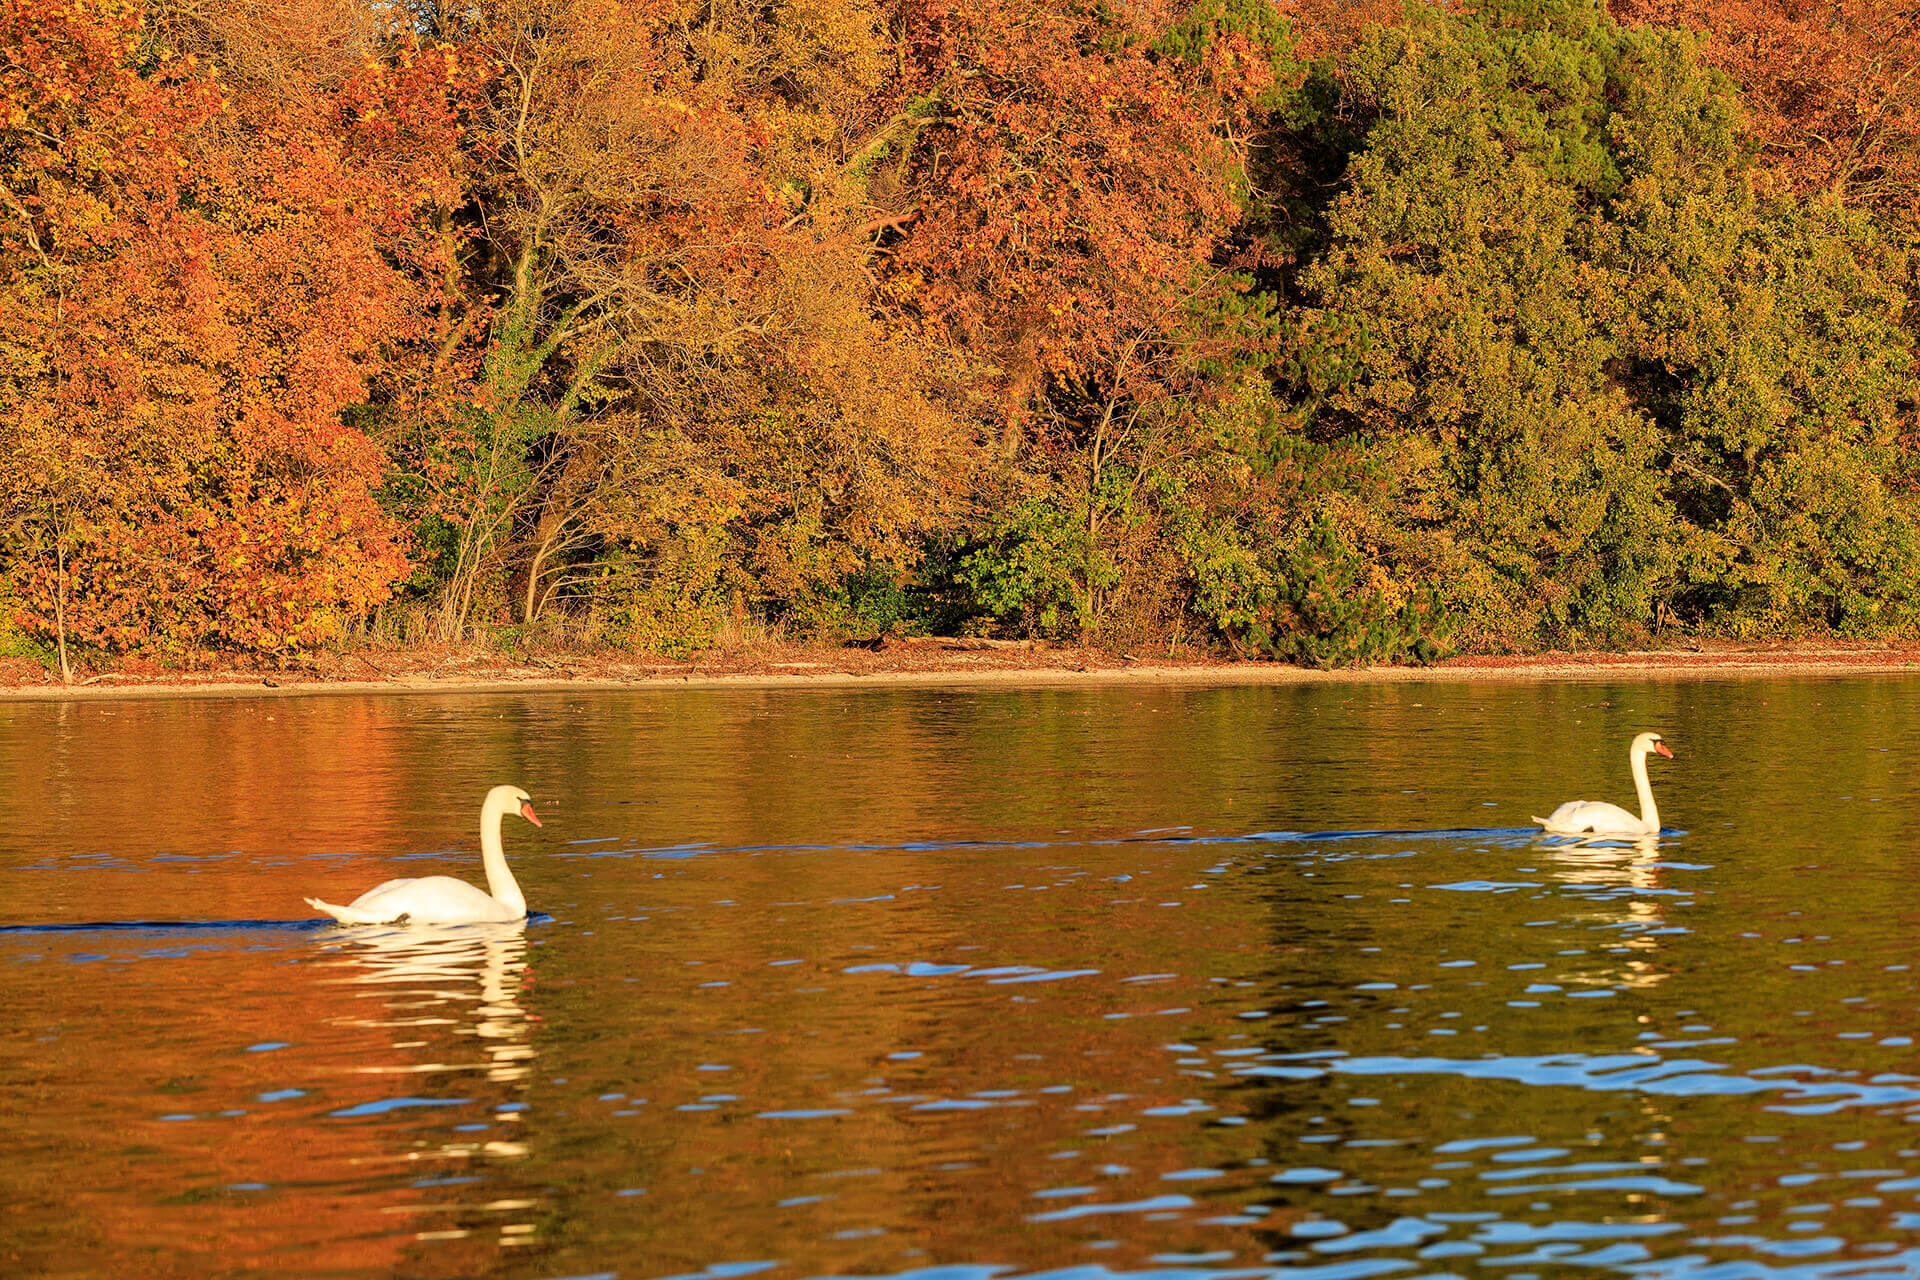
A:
0 0 470 666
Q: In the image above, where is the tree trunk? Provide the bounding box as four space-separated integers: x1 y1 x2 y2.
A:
54 539 72 685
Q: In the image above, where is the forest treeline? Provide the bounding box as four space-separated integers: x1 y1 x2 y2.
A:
6 0 1920 672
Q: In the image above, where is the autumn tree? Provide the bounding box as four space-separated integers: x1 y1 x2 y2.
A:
363 0 983 647
868 0 1295 639
15 0 1920 671
0 0 470 663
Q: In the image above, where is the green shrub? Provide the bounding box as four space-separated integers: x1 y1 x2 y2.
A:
1182 514 1453 667
956 496 1114 639
0 612 55 667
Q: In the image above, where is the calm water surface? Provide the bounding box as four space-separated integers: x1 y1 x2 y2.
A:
7 679 1920 1278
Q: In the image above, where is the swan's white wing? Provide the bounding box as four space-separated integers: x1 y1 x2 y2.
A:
348 877 418 907
1533 800 1649 835
346 875 521 925
1534 800 1593 828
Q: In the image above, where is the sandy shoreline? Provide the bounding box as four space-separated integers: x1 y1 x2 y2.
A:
5 640 1920 700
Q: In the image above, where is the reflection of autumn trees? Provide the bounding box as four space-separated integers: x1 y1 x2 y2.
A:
17 685 1920 1270
519 839 1279 1276
10 697 415 922
4 922 536 1276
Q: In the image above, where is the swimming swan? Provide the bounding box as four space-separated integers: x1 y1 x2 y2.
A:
306 785 542 925
1532 733 1673 837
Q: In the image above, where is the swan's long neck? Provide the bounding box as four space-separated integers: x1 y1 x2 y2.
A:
480 795 528 916
1630 746 1659 833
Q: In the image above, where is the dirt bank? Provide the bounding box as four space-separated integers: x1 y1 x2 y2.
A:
3 636 1919 700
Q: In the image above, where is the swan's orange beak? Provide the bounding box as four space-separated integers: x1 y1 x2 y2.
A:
1654 742 1673 758
521 801 543 827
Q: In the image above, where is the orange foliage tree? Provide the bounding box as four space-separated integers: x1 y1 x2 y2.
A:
871 0 1293 636
884 0 1284 426
0 0 467 664
1608 0 1920 222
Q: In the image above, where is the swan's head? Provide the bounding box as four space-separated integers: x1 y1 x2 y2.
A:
487 784 544 827
1632 732 1673 760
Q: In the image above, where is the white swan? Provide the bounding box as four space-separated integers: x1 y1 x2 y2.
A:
306 785 542 925
1532 732 1673 836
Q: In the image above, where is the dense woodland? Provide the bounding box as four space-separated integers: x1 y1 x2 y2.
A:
6 0 1920 673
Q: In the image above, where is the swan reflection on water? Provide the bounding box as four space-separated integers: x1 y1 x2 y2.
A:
313 921 535 1087
307 921 546 1249
1537 832 1664 887
1532 833 1672 991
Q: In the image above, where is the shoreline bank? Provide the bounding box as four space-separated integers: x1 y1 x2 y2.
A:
4 641 1919 700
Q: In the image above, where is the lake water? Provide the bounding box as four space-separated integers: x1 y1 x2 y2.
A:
7 678 1920 1279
